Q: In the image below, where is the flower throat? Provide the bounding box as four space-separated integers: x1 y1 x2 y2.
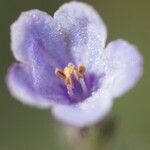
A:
55 63 88 100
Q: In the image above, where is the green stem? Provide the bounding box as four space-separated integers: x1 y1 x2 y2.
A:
65 127 94 150
58 116 118 150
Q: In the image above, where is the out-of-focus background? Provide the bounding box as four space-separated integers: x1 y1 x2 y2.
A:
0 0 149 149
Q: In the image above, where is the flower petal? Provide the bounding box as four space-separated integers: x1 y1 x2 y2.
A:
6 64 70 108
11 9 71 68
10 9 76 105
52 89 113 128
54 2 107 65
104 39 143 97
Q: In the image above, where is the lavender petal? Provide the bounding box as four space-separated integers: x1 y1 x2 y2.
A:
104 39 143 97
6 64 70 107
52 89 113 128
54 2 107 66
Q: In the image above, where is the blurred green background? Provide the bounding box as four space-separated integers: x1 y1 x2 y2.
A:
0 0 149 149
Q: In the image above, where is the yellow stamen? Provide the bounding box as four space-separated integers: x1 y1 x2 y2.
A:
64 63 75 78
55 63 86 87
78 64 86 75
65 77 73 87
55 68 66 80
75 64 86 80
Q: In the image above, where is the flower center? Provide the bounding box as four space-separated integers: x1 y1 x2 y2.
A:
55 63 88 102
55 63 86 87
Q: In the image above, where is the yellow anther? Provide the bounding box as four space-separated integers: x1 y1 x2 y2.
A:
55 63 86 87
64 64 75 78
78 64 86 75
55 68 66 80
75 64 86 80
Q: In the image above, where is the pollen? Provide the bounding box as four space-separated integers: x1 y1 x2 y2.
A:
55 63 86 87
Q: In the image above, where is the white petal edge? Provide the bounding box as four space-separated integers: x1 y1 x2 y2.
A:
104 39 143 97
52 90 113 128
54 1 107 48
10 9 70 67
6 64 54 109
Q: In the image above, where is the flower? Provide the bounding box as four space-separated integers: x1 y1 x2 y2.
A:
6 1 143 128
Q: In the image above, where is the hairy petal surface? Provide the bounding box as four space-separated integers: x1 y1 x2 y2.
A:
104 39 143 97
10 10 75 104
52 89 113 127
54 2 107 67
6 64 52 108
11 9 71 68
6 64 70 108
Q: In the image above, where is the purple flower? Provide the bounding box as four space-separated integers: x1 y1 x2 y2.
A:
6 2 143 127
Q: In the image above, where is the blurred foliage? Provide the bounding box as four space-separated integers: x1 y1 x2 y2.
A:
0 0 149 150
